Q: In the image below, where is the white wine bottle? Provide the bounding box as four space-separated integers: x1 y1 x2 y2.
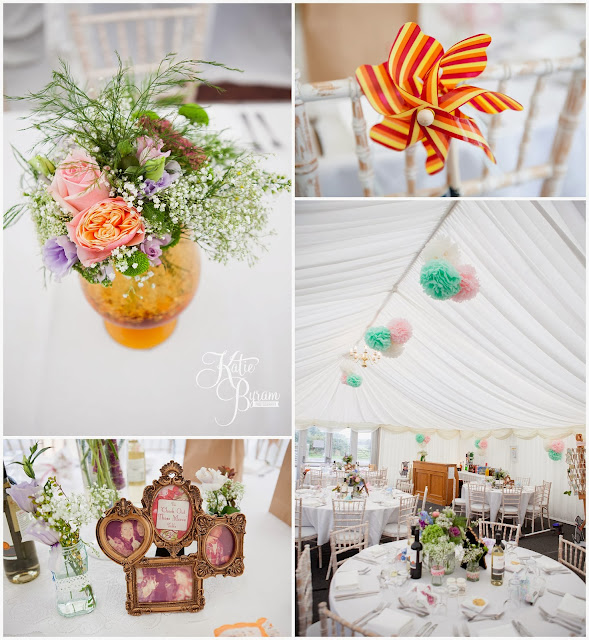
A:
491 531 505 586
127 440 146 505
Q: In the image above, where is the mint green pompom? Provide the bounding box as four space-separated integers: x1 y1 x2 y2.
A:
120 252 150 277
548 449 562 461
415 434 425 444
420 259 461 300
474 438 481 449
365 326 392 352
346 374 363 388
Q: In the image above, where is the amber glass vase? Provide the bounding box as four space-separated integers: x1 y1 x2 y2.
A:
80 239 200 349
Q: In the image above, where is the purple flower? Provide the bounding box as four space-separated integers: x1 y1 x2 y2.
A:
141 234 172 266
7 480 40 513
42 235 78 280
96 264 115 283
136 136 171 165
449 526 461 538
142 162 180 197
22 518 60 546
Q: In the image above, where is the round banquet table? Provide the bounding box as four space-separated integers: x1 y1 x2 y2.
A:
297 487 403 547
461 484 535 523
329 541 586 637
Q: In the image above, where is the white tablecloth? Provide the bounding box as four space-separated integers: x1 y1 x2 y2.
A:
3 470 292 636
458 471 490 484
329 541 586 637
3 104 291 436
299 488 403 547
461 485 535 523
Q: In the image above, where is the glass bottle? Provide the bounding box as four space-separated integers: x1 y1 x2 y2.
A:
127 439 146 505
3 464 40 583
491 531 505 586
406 525 415 574
410 527 422 579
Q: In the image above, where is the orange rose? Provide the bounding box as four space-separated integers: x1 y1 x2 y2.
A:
66 197 145 267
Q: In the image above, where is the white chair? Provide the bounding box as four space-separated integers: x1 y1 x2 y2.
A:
514 477 531 487
296 544 318 636
70 5 211 101
478 520 521 546
396 478 413 494
452 483 467 516
381 494 418 542
541 480 552 524
524 485 548 534
332 498 367 531
295 42 585 198
420 486 429 513
304 468 323 487
558 535 586 578
499 487 523 526
467 483 490 523
318 601 376 637
326 522 369 580
295 498 322 568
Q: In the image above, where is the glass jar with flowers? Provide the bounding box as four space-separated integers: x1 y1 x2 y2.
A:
6 444 116 617
344 470 369 498
463 545 486 582
419 508 465 574
196 467 245 516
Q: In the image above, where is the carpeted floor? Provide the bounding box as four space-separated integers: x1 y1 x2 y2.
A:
295 500 583 635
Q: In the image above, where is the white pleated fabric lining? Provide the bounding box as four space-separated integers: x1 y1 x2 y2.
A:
296 200 585 436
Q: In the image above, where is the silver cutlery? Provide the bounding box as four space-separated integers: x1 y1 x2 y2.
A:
362 603 389 627
547 588 586 601
416 622 432 637
463 610 504 622
356 556 379 565
334 589 380 601
398 596 429 617
425 623 437 636
461 622 471 637
352 602 385 626
539 606 584 634
240 113 263 152
512 620 532 636
256 112 282 149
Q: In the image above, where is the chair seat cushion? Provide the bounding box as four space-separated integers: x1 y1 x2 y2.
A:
453 498 466 505
301 526 317 539
500 506 519 514
382 523 408 537
470 503 487 511
305 621 322 637
334 530 364 544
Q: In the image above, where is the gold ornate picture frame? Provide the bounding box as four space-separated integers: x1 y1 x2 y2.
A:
96 461 246 616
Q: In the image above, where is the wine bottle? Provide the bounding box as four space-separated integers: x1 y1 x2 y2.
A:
410 527 422 579
127 439 146 505
406 525 415 573
3 465 40 583
491 531 505 586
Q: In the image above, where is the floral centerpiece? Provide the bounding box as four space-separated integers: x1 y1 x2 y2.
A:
77 439 125 492
419 508 466 574
343 469 369 497
7 444 116 617
196 466 245 516
5 55 289 348
342 454 355 472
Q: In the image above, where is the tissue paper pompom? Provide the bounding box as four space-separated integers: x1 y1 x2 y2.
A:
346 374 363 388
420 259 462 300
452 264 480 303
340 372 348 384
422 235 461 265
415 434 425 444
381 343 404 359
387 318 413 344
542 439 553 452
550 439 565 454
424 435 431 444
479 439 488 450
548 449 562 461
474 438 481 449
365 326 392 352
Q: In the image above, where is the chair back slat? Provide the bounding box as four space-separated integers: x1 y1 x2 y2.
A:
296 544 313 634
332 498 367 530
479 520 521 545
319 600 377 636
558 535 586 577
295 45 585 198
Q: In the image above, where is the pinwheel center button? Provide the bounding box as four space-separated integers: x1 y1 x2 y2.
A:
417 108 435 127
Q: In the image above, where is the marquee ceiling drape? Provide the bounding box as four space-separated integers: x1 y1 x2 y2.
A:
295 200 585 436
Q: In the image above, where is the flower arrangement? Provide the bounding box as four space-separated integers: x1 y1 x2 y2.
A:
420 235 480 302
196 466 244 516
5 55 290 288
77 439 125 492
342 454 353 465
419 508 466 544
343 469 369 496
460 525 489 570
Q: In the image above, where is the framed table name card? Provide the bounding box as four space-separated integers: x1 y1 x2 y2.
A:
96 461 246 615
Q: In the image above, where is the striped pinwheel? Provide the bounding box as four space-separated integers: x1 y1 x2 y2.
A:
356 22 523 175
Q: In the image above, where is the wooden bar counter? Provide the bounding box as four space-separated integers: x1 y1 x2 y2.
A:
412 461 459 506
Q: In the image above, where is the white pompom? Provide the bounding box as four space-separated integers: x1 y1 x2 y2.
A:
381 343 405 359
422 234 461 265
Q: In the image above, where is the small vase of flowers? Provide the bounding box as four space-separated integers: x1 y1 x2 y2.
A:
419 508 466 574
196 467 245 516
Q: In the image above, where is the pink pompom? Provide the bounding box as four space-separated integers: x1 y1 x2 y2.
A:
424 435 431 444
551 439 565 453
387 318 413 344
452 264 480 302
479 439 488 449
340 373 348 384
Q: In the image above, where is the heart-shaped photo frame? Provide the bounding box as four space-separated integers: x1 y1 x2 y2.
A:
97 499 153 565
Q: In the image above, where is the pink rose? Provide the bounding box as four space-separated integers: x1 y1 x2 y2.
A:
47 148 110 216
66 198 145 267
136 136 171 165
432 511 440 518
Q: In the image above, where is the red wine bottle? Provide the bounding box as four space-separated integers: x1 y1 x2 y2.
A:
410 527 422 579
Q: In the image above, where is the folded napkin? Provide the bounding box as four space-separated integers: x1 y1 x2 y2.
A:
535 556 562 571
334 569 360 592
481 623 518 637
462 597 489 614
504 562 525 573
556 593 586 622
366 608 413 636
363 545 388 559
303 499 324 507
